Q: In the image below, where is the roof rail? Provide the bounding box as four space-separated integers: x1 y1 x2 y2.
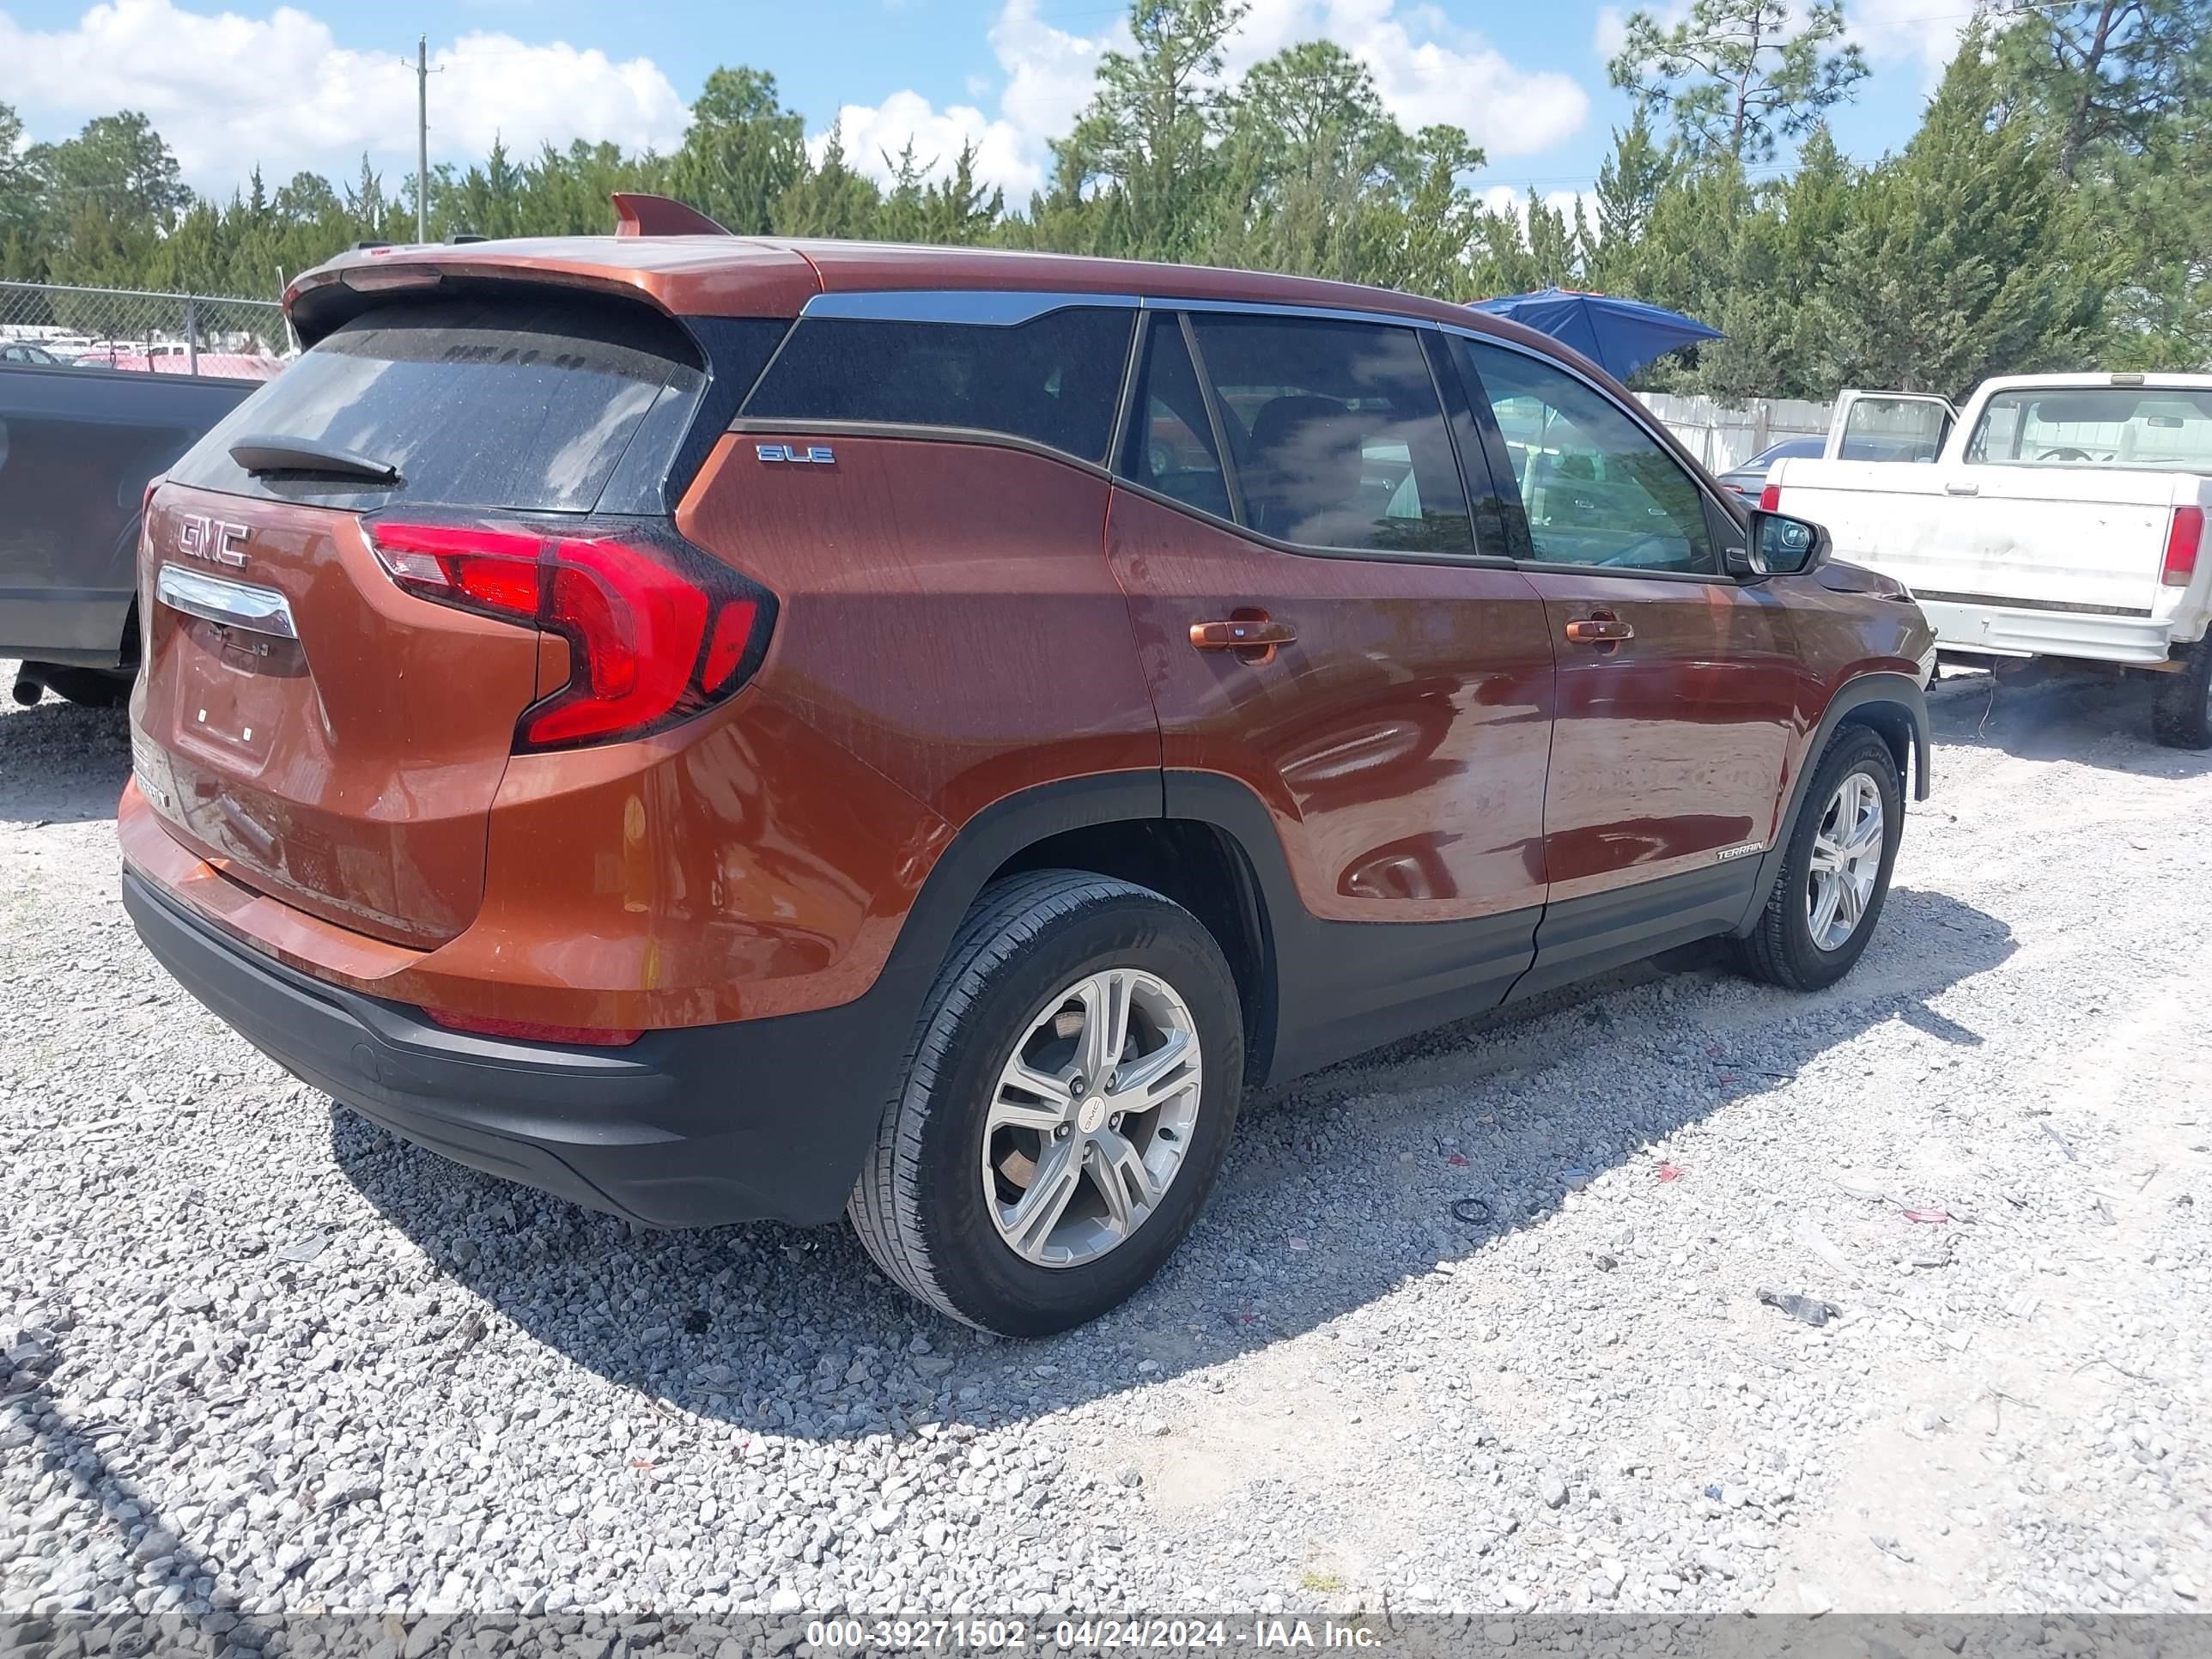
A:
611 193 733 238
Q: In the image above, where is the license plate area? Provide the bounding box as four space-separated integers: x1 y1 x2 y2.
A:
167 615 310 770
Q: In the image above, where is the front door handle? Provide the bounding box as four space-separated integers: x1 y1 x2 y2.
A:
1945 481 1979 496
1565 617 1635 645
1190 616 1296 663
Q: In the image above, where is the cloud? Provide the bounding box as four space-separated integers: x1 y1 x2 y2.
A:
991 0 1125 144
814 93 1042 198
1224 0 1589 155
1847 0 1978 79
4 0 1591 210
816 0 1122 198
819 0 1587 200
1479 184 1601 231
1592 5 1633 60
0 0 689 191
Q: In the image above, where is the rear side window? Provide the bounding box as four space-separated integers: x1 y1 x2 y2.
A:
168 296 718 514
1184 313 1472 555
741 307 1135 464
1119 315 1231 521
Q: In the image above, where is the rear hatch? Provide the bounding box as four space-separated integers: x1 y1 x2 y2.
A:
133 289 779 947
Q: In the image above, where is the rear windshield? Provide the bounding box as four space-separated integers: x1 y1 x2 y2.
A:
1965 386 2212 471
167 295 708 513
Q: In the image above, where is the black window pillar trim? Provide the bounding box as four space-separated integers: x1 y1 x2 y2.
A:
1443 334 1539 562
1421 329 1514 564
1177 310 1250 529
1103 307 1152 476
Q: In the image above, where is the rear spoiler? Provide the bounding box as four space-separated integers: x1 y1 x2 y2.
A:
283 193 812 347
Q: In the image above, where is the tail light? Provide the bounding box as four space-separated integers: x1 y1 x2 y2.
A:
1759 483 1781 513
366 516 774 751
2163 506 2203 588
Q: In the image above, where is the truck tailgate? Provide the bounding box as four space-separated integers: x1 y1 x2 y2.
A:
1772 460 2199 617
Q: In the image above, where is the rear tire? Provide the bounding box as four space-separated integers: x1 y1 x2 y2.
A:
1735 728 1904 993
848 871 1243 1336
2151 641 2212 750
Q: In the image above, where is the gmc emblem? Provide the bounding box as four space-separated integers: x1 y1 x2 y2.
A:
176 514 249 568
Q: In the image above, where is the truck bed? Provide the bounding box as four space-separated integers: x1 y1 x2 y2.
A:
1769 457 2209 665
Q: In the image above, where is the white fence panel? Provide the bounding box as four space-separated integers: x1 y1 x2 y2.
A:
1635 392 1835 473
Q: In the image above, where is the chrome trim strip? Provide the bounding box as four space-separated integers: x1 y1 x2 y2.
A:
155 564 298 640
799 289 1139 325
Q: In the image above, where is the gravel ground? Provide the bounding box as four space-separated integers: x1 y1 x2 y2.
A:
3 659 2209 1627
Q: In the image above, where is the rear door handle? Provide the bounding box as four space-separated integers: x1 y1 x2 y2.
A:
1565 618 1634 644
1944 482 1979 496
1191 617 1296 653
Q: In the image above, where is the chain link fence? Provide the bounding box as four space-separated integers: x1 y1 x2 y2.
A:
0 281 291 380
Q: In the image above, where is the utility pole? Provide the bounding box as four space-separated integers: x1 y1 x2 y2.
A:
415 35 430 242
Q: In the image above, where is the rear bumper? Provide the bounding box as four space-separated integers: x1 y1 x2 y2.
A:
1918 598 2175 665
122 869 899 1227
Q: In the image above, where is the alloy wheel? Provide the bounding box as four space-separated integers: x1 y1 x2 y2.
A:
981 968 1203 1268
1806 770 1886 951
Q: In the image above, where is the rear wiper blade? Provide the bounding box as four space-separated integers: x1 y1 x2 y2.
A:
228 434 400 484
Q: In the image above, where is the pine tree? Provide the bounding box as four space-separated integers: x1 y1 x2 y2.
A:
1833 24 2106 393
774 127 884 239
1993 0 2212 179
1588 108 1671 288
1050 0 1247 260
1607 0 1868 162
667 68 806 235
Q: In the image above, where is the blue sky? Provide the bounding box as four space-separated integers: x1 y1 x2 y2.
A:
0 0 1968 215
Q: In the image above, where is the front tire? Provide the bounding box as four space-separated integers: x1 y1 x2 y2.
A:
2151 641 2212 750
848 871 1243 1336
1735 728 1904 992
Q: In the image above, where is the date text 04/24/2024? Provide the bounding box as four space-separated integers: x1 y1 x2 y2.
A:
805 1619 1385 1650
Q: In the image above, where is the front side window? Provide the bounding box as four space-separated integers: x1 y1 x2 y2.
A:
1459 337 1715 574
1184 313 1472 555
742 307 1134 465
1964 386 2212 470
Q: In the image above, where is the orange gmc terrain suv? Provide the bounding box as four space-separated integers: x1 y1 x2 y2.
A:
123 196 1935 1334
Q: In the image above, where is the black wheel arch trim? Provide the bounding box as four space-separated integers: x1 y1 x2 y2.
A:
851 682 1928 1188
1735 672 1929 937
896 769 1540 1091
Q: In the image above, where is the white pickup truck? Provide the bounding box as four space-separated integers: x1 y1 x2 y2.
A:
1765 373 2212 749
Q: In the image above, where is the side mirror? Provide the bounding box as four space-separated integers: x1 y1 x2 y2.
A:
1728 508 1832 580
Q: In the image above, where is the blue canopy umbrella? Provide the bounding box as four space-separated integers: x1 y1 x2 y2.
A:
1468 288 1722 383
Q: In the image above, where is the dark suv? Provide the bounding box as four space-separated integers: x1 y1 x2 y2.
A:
123 199 1934 1334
